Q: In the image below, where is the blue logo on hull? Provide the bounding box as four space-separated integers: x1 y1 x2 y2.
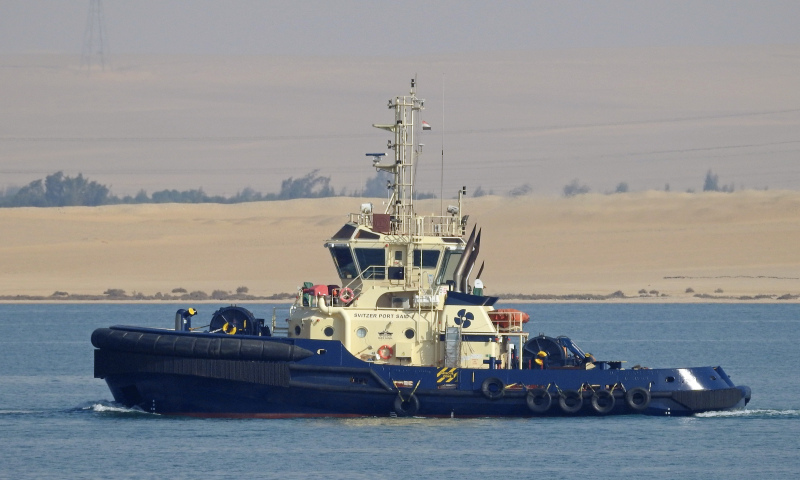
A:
454 309 473 328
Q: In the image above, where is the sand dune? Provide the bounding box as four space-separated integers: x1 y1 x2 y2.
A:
2 191 799 301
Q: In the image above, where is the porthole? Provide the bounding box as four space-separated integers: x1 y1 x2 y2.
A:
317 349 327 355
404 328 415 339
710 375 717 381
323 326 335 337
294 325 301 335
665 376 675 383
356 327 367 338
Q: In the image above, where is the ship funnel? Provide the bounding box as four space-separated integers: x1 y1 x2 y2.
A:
461 229 481 293
452 225 476 293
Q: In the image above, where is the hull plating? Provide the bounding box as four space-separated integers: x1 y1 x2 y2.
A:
94 327 750 418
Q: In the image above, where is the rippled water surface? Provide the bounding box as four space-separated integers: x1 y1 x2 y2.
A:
1 303 797 479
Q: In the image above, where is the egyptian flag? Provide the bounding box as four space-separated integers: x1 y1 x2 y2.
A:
422 121 431 130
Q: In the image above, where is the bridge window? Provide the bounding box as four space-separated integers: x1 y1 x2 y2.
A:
435 250 463 287
354 248 386 280
413 249 441 269
329 246 357 279
355 230 380 240
331 224 356 240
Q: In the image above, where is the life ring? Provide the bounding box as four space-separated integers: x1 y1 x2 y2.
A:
591 390 616 415
222 322 237 335
394 394 419 416
558 389 583 414
481 377 505 400
526 388 551 413
625 387 651 412
339 287 355 304
377 345 393 360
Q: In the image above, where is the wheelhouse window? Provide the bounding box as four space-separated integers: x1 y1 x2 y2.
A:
354 248 386 280
413 249 441 269
435 249 463 287
355 230 380 240
331 224 356 240
329 246 357 279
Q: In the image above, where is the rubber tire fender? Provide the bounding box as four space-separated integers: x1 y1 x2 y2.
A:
558 389 584 414
625 387 651 412
394 394 420 417
590 390 615 415
481 377 505 400
526 388 552 413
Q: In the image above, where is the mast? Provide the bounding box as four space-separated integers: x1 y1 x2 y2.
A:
372 79 425 236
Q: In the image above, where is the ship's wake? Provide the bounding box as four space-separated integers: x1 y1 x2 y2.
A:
696 408 799 418
1 401 150 417
0 409 40 415
77 400 154 416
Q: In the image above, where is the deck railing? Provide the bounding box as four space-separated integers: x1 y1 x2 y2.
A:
349 212 465 237
271 306 291 337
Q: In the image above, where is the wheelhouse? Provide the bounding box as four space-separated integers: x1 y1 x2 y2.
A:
324 223 463 292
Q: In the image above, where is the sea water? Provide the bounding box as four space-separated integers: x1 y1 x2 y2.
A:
0 303 798 479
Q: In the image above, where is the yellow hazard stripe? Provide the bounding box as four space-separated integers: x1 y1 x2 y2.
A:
436 367 458 383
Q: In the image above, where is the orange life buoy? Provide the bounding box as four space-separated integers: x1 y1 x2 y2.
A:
377 344 393 360
339 287 355 304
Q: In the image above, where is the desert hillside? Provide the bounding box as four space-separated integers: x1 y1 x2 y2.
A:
2 190 799 301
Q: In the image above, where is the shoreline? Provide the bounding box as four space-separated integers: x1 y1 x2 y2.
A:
2 292 799 304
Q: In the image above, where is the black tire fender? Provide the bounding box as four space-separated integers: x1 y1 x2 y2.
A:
590 390 615 415
625 387 651 412
481 377 505 400
526 388 552 413
559 389 584 414
394 394 420 417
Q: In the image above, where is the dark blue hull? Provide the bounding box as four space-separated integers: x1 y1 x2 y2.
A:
93 326 751 417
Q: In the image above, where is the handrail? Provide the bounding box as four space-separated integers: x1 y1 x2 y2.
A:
271 306 291 336
348 212 464 237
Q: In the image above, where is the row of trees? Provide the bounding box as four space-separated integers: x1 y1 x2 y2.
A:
5 172 111 207
561 170 736 197
0 170 436 208
1 168 740 208
492 169 735 198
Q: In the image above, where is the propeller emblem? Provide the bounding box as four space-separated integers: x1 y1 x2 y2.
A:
454 309 474 328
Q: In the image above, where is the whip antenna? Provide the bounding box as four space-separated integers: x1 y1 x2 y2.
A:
440 74 445 216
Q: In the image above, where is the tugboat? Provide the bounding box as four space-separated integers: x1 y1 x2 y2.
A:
92 81 751 417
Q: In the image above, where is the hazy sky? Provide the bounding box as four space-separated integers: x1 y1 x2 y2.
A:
2 0 800 56
2 1 800 197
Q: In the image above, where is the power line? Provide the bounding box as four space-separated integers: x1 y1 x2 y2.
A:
0 133 377 143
